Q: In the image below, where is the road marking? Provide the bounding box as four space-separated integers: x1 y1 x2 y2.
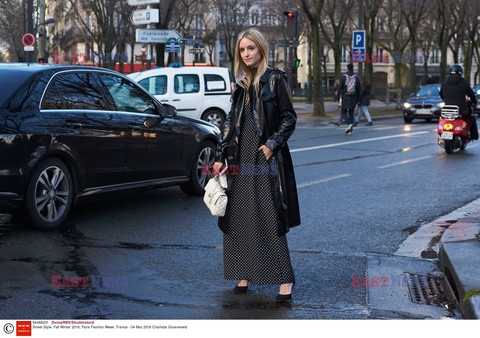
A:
290 131 429 153
297 173 351 189
377 155 433 169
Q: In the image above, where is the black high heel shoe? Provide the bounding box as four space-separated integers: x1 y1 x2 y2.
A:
233 281 248 294
275 283 294 303
233 285 248 294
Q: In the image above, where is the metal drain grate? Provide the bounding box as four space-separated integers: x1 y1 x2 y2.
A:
405 273 450 307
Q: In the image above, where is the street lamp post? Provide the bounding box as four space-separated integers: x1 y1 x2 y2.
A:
140 46 146 71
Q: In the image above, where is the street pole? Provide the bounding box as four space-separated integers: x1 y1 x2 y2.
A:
38 0 47 62
26 0 34 62
358 0 364 78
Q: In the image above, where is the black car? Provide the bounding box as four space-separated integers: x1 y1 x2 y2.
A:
402 84 444 123
0 63 220 229
472 83 480 115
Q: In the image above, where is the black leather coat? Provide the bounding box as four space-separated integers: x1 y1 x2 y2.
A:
215 67 301 236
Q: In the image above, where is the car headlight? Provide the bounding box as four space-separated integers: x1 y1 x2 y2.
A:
437 102 445 108
403 102 413 109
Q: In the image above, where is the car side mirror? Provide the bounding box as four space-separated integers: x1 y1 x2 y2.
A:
161 103 177 118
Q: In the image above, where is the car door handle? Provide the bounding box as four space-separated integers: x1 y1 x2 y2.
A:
172 99 180 102
160 99 169 102
64 122 82 129
128 124 141 130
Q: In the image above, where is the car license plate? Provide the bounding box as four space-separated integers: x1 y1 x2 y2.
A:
417 109 432 115
441 132 453 140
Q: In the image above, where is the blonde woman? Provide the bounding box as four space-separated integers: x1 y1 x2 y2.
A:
213 28 301 302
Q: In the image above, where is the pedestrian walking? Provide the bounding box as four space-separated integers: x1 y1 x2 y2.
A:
339 63 360 134
355 78 373 126
213 28 301 302
333 78 345 126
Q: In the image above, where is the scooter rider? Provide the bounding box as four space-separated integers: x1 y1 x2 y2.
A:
439 64 478 140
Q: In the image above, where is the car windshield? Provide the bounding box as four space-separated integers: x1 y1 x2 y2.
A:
416 85 440 98
0 69 35 107
473 84 480 95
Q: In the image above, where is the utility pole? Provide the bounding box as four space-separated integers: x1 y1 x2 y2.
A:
38 0 46 62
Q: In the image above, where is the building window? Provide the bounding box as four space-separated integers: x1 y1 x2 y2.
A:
195 15 203 36
341 45 348 63
250 9 259 25
430 49 440 64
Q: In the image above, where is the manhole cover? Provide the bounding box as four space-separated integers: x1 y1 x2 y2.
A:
405 273 451 307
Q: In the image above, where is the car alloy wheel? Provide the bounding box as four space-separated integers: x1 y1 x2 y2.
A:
26 158 73 229
203 110 225 129
180 140 216 195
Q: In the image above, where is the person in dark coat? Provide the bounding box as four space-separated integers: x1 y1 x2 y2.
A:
440 64 478 140
338 63 360 133
354 78 373 126
213 28 300 302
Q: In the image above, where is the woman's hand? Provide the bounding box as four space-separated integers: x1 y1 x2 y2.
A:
258 145 273 160
213 162 225 175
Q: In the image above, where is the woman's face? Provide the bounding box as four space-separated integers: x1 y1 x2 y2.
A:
239 37 262 68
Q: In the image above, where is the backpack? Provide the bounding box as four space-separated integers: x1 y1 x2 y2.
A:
344 74 357 95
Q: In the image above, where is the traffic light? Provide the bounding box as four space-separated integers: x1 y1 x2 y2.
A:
284 10 299 40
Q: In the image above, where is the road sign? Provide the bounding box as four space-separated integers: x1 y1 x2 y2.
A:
165 38 180 53
352 48 365 62
277 40 299 48
22 33 35 47
127 0 159 6
180 39 203 47
131 8 159 25
24 46 34 52
136 29 182 43
352 30 366 49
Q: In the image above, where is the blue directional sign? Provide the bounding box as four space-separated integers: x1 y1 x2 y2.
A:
165 38 180 53
352 30 366 49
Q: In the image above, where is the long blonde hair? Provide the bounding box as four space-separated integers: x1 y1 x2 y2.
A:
234 28 269 94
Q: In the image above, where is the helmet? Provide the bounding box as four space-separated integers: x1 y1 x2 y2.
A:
449 64 464 75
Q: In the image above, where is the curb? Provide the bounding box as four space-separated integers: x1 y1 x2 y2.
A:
438 209 480 319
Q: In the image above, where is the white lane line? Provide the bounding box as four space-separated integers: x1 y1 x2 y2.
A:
377 156 433 169
297 173 351 189
290 131 429 153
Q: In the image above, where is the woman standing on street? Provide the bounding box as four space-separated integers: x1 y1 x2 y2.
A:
213 28 301 302
355 78 373 126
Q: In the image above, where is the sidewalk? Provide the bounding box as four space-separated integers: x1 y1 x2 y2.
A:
437 199 480 319
293 100 402 123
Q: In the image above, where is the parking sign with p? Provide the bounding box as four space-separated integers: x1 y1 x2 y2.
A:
353 30 366 49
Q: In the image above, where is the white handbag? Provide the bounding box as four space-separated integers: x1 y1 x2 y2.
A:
203 167 228 217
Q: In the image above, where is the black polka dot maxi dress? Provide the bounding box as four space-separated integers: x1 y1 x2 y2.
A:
223 91 295 285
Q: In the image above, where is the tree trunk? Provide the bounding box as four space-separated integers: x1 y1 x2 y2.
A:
311 26 325 116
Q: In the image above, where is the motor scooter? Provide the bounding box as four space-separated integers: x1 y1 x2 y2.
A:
437 103 472 154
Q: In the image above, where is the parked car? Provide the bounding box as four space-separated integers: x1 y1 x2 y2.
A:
403 84 444 123
472 83 480 115
128 66 234 128
0 63 220 229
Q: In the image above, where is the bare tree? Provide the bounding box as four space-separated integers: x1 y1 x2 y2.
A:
0 0 28 62
319 0 354 80
299 0 324 115
211 0 252 72
434 0 459 82
400 0 431 93
362 0 383 87
461 0 480 84
375 0 410 89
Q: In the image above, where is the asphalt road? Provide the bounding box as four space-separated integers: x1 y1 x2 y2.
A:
1 116 478 319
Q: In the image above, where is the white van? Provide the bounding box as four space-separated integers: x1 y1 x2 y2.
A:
129 66 233 128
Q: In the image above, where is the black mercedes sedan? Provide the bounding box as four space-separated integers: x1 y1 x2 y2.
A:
0 63 220 229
